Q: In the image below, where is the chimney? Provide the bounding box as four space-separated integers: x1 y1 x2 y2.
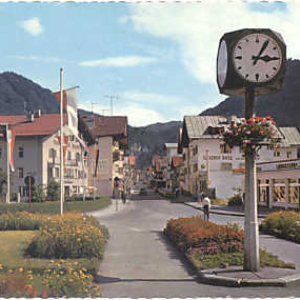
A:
26 113 34 122
34 109 41 118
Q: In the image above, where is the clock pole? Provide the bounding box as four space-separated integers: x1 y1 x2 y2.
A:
243 87 260 271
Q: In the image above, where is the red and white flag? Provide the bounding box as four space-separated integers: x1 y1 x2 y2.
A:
54 87 78 136
5 126 16 172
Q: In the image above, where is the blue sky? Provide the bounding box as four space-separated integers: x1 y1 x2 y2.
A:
0 2 297 126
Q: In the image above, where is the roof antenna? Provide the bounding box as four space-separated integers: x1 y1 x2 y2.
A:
23 101 27 115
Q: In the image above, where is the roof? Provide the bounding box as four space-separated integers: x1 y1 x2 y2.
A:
183 115 229 139
83 116 128 138
0 114 67 137
279 127 300 147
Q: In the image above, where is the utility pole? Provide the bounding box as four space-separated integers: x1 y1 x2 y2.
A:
104 95 119 116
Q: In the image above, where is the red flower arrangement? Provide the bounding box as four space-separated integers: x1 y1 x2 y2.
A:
220 116 280 157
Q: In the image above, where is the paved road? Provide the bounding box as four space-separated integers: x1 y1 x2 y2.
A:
94 196 300 298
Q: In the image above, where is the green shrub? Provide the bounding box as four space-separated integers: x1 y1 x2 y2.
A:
260 211 300 243
25 213 108 259
228 194 243 206
47 180 60 201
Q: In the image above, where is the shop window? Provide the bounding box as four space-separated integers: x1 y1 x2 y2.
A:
258 179 269 203
288 178 300 204
220 163 232 171
273 179 285 202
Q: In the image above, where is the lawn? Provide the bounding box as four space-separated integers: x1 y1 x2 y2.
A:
0 197 111 214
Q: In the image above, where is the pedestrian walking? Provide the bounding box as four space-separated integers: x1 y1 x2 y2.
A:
198 192 203 203
202 194 211 221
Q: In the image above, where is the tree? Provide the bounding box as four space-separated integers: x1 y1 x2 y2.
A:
47 180 60 201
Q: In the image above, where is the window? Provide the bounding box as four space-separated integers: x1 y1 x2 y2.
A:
69 135 75 142
274 151 280 157
18 168 24 178
220 163 232 171
19 144 24 158
55 167 59 178
49 148 57 158
193 163 198 173
67 151 71 160
287 151 292 159
220 144 232 154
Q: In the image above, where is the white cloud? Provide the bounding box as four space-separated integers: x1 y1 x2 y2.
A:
79 56 158 67
122 91 183 104
19 17 43 36
10 55 66 63
79 101 164 127
127 3 300 83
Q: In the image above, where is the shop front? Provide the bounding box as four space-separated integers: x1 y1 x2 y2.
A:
257 159 300 210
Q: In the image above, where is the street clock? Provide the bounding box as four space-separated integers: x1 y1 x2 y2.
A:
217 28 286 97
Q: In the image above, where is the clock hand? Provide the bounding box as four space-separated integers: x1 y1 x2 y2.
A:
251 55 280 62
252 39 270 65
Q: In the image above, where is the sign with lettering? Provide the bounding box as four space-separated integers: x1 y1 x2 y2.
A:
257 160 300 172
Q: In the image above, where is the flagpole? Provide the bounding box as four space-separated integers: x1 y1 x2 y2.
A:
6 124 10 204
60 68 64 216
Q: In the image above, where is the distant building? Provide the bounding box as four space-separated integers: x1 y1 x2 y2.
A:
179 116 300 199
0 113 88 201
82 115 128 197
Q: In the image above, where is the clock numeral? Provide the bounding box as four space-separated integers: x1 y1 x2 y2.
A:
245 38 249 42
245 74 249 78
256 35 259 43
255 73 259 81
238 45 242 50
266 74 269 79
235 56 242 60
237 66 242 70
273 67 277 71
273 46 277 50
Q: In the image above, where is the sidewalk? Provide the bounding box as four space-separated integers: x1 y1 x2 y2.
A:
174 196 300 287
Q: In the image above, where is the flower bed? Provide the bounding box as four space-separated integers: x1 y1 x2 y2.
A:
260 211 300 243
24 213 108 259
164 216 243 255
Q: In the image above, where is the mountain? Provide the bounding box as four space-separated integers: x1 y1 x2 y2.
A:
0 72 59 115
201 59 300 129
128 121 182 169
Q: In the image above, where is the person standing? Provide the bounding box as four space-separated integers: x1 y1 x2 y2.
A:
202 194 211 221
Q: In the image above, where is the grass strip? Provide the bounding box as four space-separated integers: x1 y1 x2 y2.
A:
190 248 295 270
0 197 111 214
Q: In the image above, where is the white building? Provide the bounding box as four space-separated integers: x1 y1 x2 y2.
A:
179 116 300 200
0 113 88 201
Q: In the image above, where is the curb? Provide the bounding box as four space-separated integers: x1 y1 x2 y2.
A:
197 270 300 287
183 202 267 219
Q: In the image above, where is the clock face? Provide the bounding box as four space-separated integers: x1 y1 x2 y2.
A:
217 40 228 87
233 33 282 83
